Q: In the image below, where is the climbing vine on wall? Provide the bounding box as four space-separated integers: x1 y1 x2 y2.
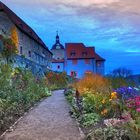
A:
10 26 19 49
0 35 17 64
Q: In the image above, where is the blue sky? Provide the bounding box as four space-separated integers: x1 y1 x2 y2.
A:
1 0 140 74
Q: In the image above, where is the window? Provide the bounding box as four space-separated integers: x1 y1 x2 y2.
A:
82 52 87 57
70 71 77 77
70 51 76 56
20 46 22 55
72 59 77 65
97 62 101 67
57 65 60 69
85 59 90 64
28 51 31 57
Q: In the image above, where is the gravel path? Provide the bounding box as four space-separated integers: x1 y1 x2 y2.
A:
2 90 83 140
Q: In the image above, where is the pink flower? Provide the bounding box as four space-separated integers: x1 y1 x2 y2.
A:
136 108 140 112
136 101 140 106
126 104 133 108
121 112 132 122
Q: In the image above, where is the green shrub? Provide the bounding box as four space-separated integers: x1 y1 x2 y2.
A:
46 71 68 90
81 113 100 127
0 64 51 133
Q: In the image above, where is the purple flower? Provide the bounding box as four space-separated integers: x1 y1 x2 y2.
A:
115 87 140 100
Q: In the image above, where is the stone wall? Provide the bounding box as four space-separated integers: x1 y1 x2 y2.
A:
0 11 52 75
14 55 49 77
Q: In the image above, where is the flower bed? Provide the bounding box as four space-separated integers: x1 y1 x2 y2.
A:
65 73 140 140
45 71 68 90
0 64 51 135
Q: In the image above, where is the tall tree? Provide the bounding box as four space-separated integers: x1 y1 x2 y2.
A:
111 67 132 78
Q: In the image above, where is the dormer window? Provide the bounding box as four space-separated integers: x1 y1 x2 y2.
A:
82 52 87 57
70 51 76 56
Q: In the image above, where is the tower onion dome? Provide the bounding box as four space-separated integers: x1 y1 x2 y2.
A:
51 32 64 50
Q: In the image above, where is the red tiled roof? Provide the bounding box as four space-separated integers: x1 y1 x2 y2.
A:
65 43 105 61
52 59 64 63
0 2 52 55
94 52 105 61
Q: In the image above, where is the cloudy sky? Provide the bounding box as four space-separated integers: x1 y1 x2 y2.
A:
1 0 140 74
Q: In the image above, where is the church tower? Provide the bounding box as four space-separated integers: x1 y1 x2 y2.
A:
51 32 65 60
51 32 65 72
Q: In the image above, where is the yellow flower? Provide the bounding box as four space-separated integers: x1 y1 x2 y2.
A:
111 92 117 99
11 71 15 76
111 92 117 96
101 109 108 115
11 69 19 76
15 50 19 54
102 99 106 104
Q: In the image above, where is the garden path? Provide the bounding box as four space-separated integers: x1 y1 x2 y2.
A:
2 90 83 140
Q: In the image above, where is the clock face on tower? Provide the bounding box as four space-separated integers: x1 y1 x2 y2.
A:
56 44 60 49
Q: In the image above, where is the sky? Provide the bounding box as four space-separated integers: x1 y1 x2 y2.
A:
1 0 140 74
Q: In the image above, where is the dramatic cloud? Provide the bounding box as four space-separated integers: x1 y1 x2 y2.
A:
1 0 140 74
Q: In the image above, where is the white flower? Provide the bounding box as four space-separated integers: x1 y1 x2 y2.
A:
104 118 122 127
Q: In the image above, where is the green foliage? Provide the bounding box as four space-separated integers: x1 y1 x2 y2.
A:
123 123 140 140
107 67 135 89
46 71 69 90
108 77 135 89
66 95 73 104
64 88 74 96
65 88 101 127
81 113 100 127
1 36 17 64
64 88 75 106
0 64 51 132
86 125 131 140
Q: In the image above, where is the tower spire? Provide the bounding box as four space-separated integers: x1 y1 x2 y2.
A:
56 30 58 36
56 30 59 43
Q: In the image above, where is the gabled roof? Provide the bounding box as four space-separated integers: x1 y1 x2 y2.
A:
65 43 105 61
94 52 105 61
0 1 52 55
